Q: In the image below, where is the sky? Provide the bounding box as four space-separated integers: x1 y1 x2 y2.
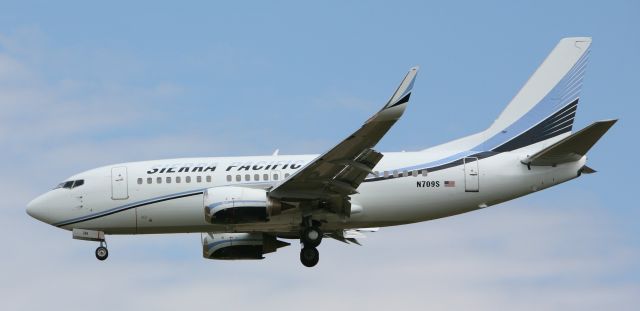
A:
1 1 638 310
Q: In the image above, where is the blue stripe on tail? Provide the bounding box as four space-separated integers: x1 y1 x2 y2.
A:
474 49 589 152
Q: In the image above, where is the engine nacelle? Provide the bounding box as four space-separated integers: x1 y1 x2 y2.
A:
204 187 282 224
202 233 290 260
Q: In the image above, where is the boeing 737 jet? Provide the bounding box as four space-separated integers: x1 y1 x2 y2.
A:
27 37 615 267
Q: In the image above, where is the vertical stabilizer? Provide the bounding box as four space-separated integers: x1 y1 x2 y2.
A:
477 37 591 152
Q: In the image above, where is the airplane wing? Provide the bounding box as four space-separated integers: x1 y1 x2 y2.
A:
521 119 617 166
269 67 418 209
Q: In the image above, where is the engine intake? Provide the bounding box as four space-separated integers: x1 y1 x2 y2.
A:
204 187 282 224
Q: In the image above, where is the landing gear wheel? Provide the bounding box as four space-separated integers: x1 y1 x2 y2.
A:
301 226 323 248
300 247 319 267
95 246 108 261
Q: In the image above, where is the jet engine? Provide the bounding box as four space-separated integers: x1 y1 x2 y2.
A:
202 232 290 260
203 187 283 224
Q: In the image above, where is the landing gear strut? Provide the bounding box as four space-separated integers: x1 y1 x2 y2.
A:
299 217 322 267
95 241 108 261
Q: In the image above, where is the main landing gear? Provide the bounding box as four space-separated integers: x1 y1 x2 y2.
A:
299 218 322 267
300 246 319 267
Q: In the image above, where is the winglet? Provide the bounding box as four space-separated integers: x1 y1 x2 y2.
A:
522 119 617 166
383 66 419 110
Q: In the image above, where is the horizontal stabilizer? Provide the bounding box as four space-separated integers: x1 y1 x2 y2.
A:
522 119 617 166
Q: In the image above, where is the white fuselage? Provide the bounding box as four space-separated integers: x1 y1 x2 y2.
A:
26 139 585 236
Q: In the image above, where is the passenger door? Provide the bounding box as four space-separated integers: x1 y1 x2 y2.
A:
464 157 479 192
111 166 129 200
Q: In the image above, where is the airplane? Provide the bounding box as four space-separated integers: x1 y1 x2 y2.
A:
26 37 616 267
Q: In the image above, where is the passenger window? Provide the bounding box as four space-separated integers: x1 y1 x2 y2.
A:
393 170 399 177
186 176 191 183
147 177 152 184
273 174 279 180
197 176 202 183
176 176 181 183
137 178 143 185
245 174 250 181
227 175 232 182
403 170 408 177
285 173 290 178
206 176 212 182
383 171 389 178
254 174 260 181
373 171 380 177
235 175 241 182
157 177 162 184
263 174 269 181
422 170 428 177
166 177 171 183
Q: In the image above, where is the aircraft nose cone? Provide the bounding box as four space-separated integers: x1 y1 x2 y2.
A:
26 196 48 223
26 200 35 217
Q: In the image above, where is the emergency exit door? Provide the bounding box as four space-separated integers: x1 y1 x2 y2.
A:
464 157 479 192
111 166 129 200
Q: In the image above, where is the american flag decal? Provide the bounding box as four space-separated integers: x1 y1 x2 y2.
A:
444 181 456 187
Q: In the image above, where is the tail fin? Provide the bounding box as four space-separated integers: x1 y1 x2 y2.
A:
479 37 592 152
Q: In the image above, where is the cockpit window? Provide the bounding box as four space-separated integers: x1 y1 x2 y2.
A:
54 179 85 189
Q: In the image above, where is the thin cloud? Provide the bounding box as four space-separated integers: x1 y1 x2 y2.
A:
2 198 638 310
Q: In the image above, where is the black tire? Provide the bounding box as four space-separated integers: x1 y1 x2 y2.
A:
300 247 319 267
301 226 322 248
95 246 109 261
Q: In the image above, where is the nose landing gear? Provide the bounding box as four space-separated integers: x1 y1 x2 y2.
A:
95 241 109 261
72 229 109 261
